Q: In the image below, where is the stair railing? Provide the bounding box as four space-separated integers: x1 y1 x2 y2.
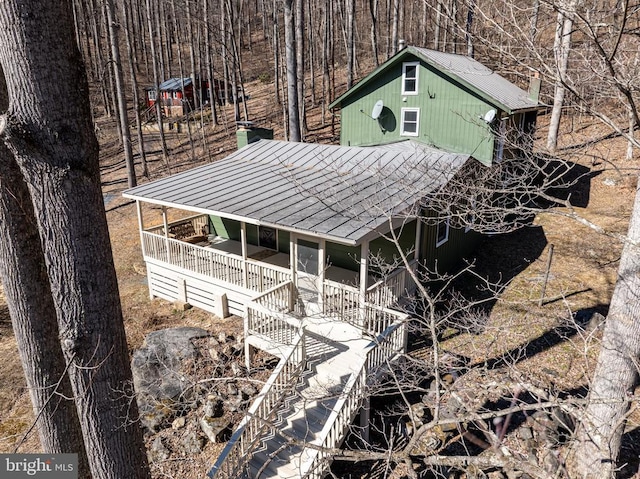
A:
302 318 408 479
208 329 306 479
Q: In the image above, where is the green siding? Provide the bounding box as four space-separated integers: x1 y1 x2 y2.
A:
339 55 498 165
326 242 360 271
208 218 290 254
419 215 480 274
369 221 417 273
246 224 259 246
278 230 290 255
209 216 241 240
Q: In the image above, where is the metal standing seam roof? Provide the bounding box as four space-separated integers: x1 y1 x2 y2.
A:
329 45 540 114
123 139 470 245
158 77 193 91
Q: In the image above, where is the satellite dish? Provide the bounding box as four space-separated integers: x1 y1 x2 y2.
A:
371 100 384 120
483 109 497 123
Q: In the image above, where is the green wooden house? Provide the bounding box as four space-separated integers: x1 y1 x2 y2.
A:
125 47 542 479
330 45 540 166
123 46 541 323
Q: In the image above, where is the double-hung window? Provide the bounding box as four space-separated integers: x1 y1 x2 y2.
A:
401 108 420 136
402 62 419 95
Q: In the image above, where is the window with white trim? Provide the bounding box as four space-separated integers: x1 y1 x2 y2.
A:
401 62 419 95
436 217 450 247
400 108 420 136
148 90 156 100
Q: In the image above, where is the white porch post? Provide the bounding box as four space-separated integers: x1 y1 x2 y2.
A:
359 240 370 329
318 239 326 313
240 221 248 288
414 218 422 262
290 233 297 311
162 206 170 262
135 200 145 257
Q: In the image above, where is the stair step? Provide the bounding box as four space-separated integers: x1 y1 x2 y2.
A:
249 454 300 479
234 328 377 479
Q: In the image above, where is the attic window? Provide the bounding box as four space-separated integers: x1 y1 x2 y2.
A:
402 62 419 95
400 108 420 136
148 90 156 100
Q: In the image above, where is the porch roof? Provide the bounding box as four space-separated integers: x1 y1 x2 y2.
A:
123 139 469 245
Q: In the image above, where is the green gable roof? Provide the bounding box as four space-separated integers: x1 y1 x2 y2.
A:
329 46 540 115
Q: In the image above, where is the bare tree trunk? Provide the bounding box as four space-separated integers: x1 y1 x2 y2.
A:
321 0 330 124
568 175 640 478
307 0 316 105
170 0 194 158
121 0 148 178
204 0 219 126
0 66 90 479
627 107 635 160
466 0 475 58
434 0 442 50
391 0 400 54
272 0 281 105
547 4 575 152
106 0 136 188
346 0 356 88
421 0 428 46
370 0 380 66
283 0 301 141
0 1 150 477
102 1 119 121
295 0 306 135
154 0 166 81
186 0 199 112
145 0 170 163
221 1 231 105
530 0 540 43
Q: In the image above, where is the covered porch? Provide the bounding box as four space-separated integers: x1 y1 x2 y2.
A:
122 138 467 322
134 208 418 319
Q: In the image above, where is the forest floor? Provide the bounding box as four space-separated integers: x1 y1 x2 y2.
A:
0 63 639 478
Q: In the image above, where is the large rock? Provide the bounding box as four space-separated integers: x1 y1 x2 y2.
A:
132 327 210 431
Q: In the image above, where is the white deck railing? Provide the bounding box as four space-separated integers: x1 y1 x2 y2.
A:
322 280 360 325
145 214 209 237
251 280 295 312
208 330 306 479
246 302 301 348
303 318 408 479
142 231 292 293
322 279 410 336
366 259 418 308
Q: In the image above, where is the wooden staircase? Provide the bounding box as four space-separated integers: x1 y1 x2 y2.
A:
208 281 409 479
248 333 364 478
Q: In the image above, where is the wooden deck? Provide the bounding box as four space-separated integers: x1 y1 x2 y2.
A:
139 216 414 479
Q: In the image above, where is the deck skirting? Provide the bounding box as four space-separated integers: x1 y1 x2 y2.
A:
146 260 252 317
